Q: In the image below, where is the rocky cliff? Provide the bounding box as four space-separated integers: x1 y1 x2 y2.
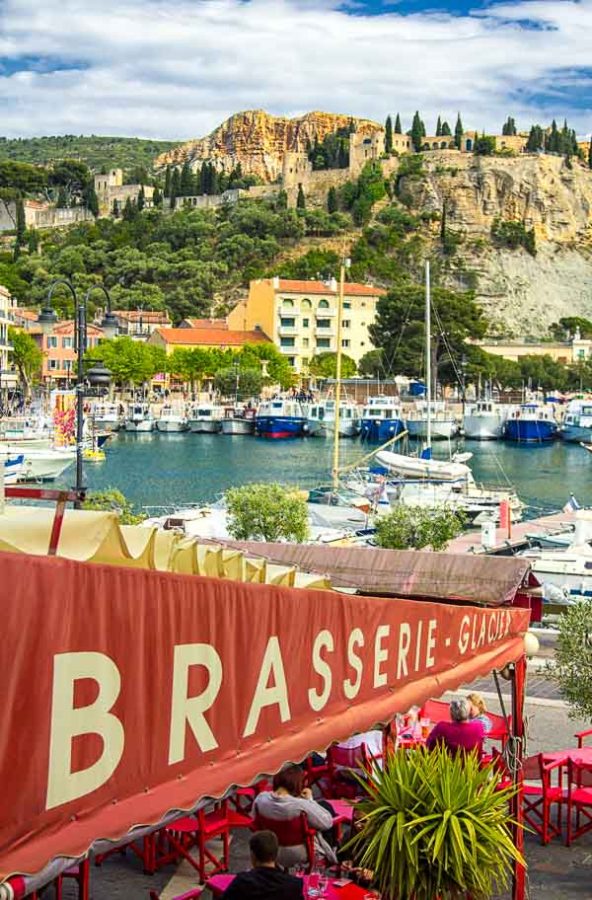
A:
155 109 380 181
399 152 592 335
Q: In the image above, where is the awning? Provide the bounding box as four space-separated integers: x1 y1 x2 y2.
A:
0 551 529 883
222 541 534 606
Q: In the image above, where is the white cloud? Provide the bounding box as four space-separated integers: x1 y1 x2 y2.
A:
0 0 591 141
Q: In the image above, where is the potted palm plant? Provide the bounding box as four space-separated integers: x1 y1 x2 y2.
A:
346 746 523 899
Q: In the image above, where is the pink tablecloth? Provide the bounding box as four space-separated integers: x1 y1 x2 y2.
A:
206 872 372 898
543 747 592 766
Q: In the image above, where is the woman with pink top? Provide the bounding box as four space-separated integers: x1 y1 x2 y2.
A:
426 697 484 755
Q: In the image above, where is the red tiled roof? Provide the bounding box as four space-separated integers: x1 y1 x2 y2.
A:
156 328 270 346
114 310 171 323
273 279 386 297
13 309 39 321
184 318 228 329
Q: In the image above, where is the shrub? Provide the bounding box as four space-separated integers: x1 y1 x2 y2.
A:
225 482 309 542
375 504 465 551
491 218 536 256
551 598 592 719
82 489 144 524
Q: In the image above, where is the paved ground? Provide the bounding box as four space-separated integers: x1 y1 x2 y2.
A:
52 677 592 900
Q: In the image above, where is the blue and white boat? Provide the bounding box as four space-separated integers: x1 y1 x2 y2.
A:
360 396 405 442
4 455 24 484
560 398 592 443
504 403 558 442
255 398 309 439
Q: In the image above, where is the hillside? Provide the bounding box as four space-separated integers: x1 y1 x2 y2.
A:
0 135 180 173
155 109 381 181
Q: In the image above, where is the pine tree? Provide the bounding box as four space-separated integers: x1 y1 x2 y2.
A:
436 116 442 137
170 168 180 203
13 199 26 261
180 161 193 196
526 124 544 152
454 113 464 150
122 196 135 221
57 186 68 208
296 183 306 209
411 111 425 152
441 121 452 136
112 199 119 217
327 186 338 213
84 185 99 217
385 115 393 154
153 186 162 207
137 185 145 212
502 116 517 136
547 119 559 153
163 166 171 198
394 113 402 134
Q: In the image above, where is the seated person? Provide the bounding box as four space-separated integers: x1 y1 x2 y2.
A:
254 764 336 867
426 697 484 755
222 830 303 899
466 692 493 733
337 729 384 763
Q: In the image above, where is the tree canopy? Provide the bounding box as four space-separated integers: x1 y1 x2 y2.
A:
309 351 357 379
225 482 309 543
8 327 43 397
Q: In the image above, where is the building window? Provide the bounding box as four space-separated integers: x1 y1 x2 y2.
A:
64 360 73 371
281 298 294 309
287 357 296 367
302 318 309 328
343 301 351 309
317 338 331 349
62 337 73 349
342 339 350 348
301 299 311 310
280 317 296 328
48 359 59 370
280 337 295 348
342 319 351 329
303 338 309 348
47 336 58 349
318 299 329 309
361 302 366 307
317 318 331 329
301 357 309 367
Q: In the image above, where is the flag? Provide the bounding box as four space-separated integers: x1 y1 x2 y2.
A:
563 495 581 513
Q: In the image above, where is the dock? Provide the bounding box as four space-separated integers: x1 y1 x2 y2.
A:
447 509 576 555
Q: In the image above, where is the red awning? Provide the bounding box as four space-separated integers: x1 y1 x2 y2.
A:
0 552 529 882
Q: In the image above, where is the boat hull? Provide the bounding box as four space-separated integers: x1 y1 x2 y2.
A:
504 420 557 442
255 416 309 438
156 421 187 433
560 424 592 442
360 418 405 442
94 418 120 433
188 420 222 433
125 419 155 432
407 419 458 440
221 419 254 435
463 414 504 440
0 447 75 481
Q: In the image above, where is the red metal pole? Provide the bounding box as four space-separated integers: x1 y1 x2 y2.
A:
511 653 527 900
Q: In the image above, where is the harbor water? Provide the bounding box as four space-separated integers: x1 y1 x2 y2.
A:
60 432 592 516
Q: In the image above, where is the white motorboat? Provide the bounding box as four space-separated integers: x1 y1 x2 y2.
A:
125 403 155 432
406 401 459 440
92 402 122 433
308 400 361 437
520 509 592 602
375 449 473 482
463 400 513 440
359 396 405 442
187 403 224 433
560 398 592 443
221 407 256 435
0 445 75 481
4 455 24 484
156 404 188 433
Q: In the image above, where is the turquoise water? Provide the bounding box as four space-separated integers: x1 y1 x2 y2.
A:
65 432 592 517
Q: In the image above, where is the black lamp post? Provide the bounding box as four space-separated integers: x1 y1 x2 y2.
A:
460 353 468 418
40 280 114 505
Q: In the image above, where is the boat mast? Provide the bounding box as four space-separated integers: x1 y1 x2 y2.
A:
332 256 349 490
425 259 432 452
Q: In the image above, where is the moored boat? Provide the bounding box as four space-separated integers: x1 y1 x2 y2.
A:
406 401 459 440
255 398 309 438
92 402 122 433
0 445 75 481
359 396 405 442
463 400 513 440
187 403 224 433
221 407 256 435
375 449 473 482
504 403 558 442
156 404 188 433
125 403 155 432
308 399 361 437
560 398 592 443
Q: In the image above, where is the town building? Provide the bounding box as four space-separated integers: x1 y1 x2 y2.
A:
93 170 154 217
178 318 228 329
10 308 39 332
227 277 385 375
476 335 592 365
0 286 16 393
108 309 172 340
0 198 93 233
148 325 271 355
33 321 105 387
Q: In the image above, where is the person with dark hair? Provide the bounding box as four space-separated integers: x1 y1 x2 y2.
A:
253 764 336 867
221 831 303 899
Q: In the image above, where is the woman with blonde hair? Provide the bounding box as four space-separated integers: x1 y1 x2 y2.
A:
467 692 492 733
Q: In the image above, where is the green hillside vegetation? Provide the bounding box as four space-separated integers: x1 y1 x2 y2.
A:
0 135 179 174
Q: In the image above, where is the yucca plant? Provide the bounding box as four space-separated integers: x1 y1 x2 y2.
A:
346 746 524 899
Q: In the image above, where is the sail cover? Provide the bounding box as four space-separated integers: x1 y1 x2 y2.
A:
0 551 529 883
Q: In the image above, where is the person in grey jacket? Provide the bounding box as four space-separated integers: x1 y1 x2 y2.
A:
253 765 337 868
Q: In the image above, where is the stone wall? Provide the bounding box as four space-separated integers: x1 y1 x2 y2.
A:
0 200 93 232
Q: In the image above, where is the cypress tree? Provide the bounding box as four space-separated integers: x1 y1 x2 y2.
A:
454 113 464 149
441 121 452 136
153 186 162 207
296 183 306 209
13 198 26 260
170 168 180 204
163 166 171 198
180 161 193 196
137 185 145 212
122 196 135 221
394 113 402 134
411 111 424 152
84 185 99 217
588 139 592 170
327 186 338 213
436 116 442 137
385 115 393 154
112 199 119 217
198 163 207 195
210 165 219 195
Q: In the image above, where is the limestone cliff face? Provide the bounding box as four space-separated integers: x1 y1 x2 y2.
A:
399 152 592 335
155 109 380 181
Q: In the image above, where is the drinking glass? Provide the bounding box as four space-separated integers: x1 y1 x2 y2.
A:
420 717 431 739
318 873 329 896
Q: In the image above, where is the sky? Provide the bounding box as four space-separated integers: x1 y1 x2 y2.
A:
0 0 591 141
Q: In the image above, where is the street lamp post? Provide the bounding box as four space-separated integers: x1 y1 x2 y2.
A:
39 280 116 505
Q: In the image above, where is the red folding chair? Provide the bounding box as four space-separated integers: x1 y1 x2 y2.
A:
304 755 330 796
522 754 566 845
95 835 154 874
205 874 235 897
566 758 592 846
575 728 592 748
54 859 90 900
227 778 271 815
326 743 369 799
149 890 202 900
252 811 316 871
153 802 231 882
419 699 451 722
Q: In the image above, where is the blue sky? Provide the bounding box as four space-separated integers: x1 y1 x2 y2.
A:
0 0 591 140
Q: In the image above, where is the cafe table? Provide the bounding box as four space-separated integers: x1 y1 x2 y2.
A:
542 747 592 766
206 872 377 897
